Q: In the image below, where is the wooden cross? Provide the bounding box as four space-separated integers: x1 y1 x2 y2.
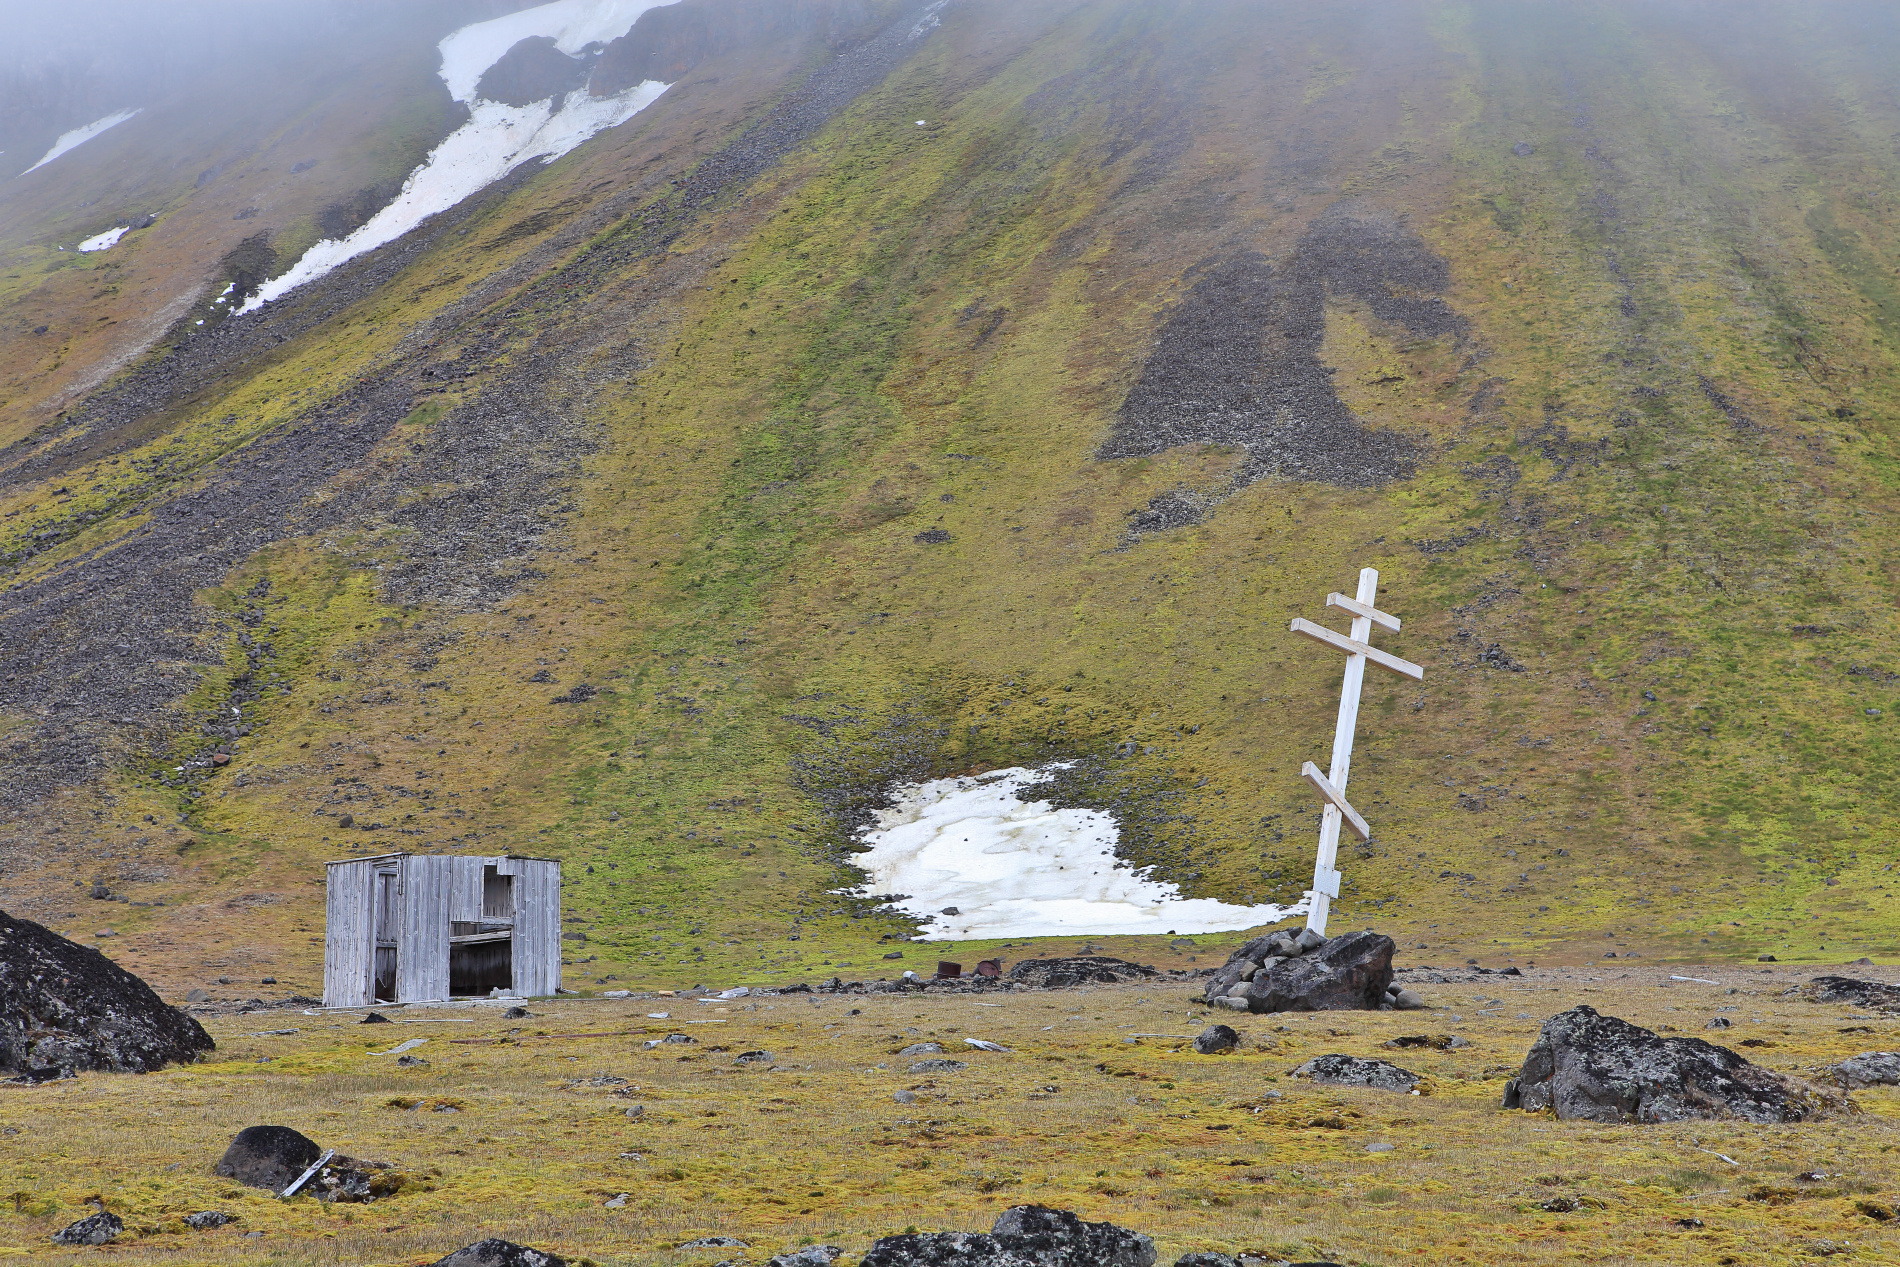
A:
1288 567 1424 935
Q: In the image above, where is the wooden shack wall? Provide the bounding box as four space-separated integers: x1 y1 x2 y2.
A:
395 854 453 1003
507 858 562 997
322 860 375 1008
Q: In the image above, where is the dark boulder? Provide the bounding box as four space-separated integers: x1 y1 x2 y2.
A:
990 1205 1156 1267
1217 930 1395 1013
430 1239 567 1267
52 1211 122 1245
860 1206 1155 1267
1290 1054 1420 1092
473 37 591 107
1505 1005 1848 1123
1006 957 1157 990
1796 976 1900 1011
860 1232 1031 1267
215 1125 321 1191
1831 1052 1900 1089
1192 1024 1239 1054
1 911 214 1077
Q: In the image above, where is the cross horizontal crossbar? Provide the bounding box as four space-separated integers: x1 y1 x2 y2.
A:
1326 592 1400 633
1289 617 1425 681
1300 761 1371 841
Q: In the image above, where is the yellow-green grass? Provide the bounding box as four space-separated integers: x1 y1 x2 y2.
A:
4 970 1898 1265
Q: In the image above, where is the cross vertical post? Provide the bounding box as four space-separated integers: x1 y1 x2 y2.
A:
1288 566 1424 936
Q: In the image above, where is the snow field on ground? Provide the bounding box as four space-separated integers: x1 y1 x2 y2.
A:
78 226 128 252
243 0 680 312
20 108 141 176
845 765 1302 940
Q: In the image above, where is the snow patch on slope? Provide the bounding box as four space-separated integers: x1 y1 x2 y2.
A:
845 765 1302 940
78 226 129 252
21 109 140 176
243 0 678 312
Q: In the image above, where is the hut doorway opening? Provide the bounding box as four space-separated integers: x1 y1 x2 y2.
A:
449 864 516 996
374 867 399 1003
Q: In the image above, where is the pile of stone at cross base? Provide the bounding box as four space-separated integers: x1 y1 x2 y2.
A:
1202 928 1426 1012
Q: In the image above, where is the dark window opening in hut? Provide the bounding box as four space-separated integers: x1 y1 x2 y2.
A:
450 938 513 996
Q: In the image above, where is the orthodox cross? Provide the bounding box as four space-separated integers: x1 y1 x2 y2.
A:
1288 567 1424 935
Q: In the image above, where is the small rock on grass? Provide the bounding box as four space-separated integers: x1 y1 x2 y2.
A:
898 1042 943 1056
1192 1024 1239 1055
429 1239 567 1267
679 1237 749 1250
183 1211 233 1230
1173 1256 1238 1267
52 1212 123 1245
1831 1051 1900 1088
767 1247 844 1267
1291 1054 1421 1092
909 1058 967 1073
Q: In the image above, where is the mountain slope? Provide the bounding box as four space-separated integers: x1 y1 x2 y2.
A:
2 0 1898 998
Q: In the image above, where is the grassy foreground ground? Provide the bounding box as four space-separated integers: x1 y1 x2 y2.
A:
4 964 1898 1266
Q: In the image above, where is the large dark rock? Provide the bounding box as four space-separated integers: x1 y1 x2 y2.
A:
990 1205 1156 1267
473 37 591 107
1212 930 1394 1013
860 1206 1156 1267
52 1211 122 1245
0 910 214 1077
215 1125 321 1191
1504 1005 1848 1124
1006 957 1157 990
1291 1054 1420 1092
1796 976 1900 1011
860 1232 1031 1267
430 1240 566 1267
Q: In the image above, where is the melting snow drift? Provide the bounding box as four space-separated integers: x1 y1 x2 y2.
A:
77 226 129 253
243 0 678 311
21 108 141 176
846 766 1302 940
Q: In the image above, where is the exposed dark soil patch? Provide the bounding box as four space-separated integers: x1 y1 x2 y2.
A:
1103 201 1466 535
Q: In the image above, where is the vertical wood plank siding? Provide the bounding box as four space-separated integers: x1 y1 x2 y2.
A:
322 860 374 1007
395 855 452 1003
449 858 483 924
514 859 562 997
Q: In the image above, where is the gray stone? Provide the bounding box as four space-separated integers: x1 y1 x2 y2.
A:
1192 1025 1239 1055
183 1211 233 1230
1504 1005 1846 1123
909 1059 968 1073
1296 928 1327 952
52 1212 122 1245
680 1239 749 1251
734 1050 775 1064
898 1042 943 1056
429 1239 567 1267
767 1247 844 1267
1006 957 1158 990
1291 1054 1421 1092
1831 1051 1900 1088
1392 989 1427 1010
1208 930 1395 1013
893 1090 917 1103
1364 1142 1396 1153
859 1205 1156 1267
1173 1256 1239 1267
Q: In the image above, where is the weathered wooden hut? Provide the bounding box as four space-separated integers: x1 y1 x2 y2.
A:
322 854 561 1007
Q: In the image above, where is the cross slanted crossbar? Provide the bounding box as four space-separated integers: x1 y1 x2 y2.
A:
1288 567 1422 935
